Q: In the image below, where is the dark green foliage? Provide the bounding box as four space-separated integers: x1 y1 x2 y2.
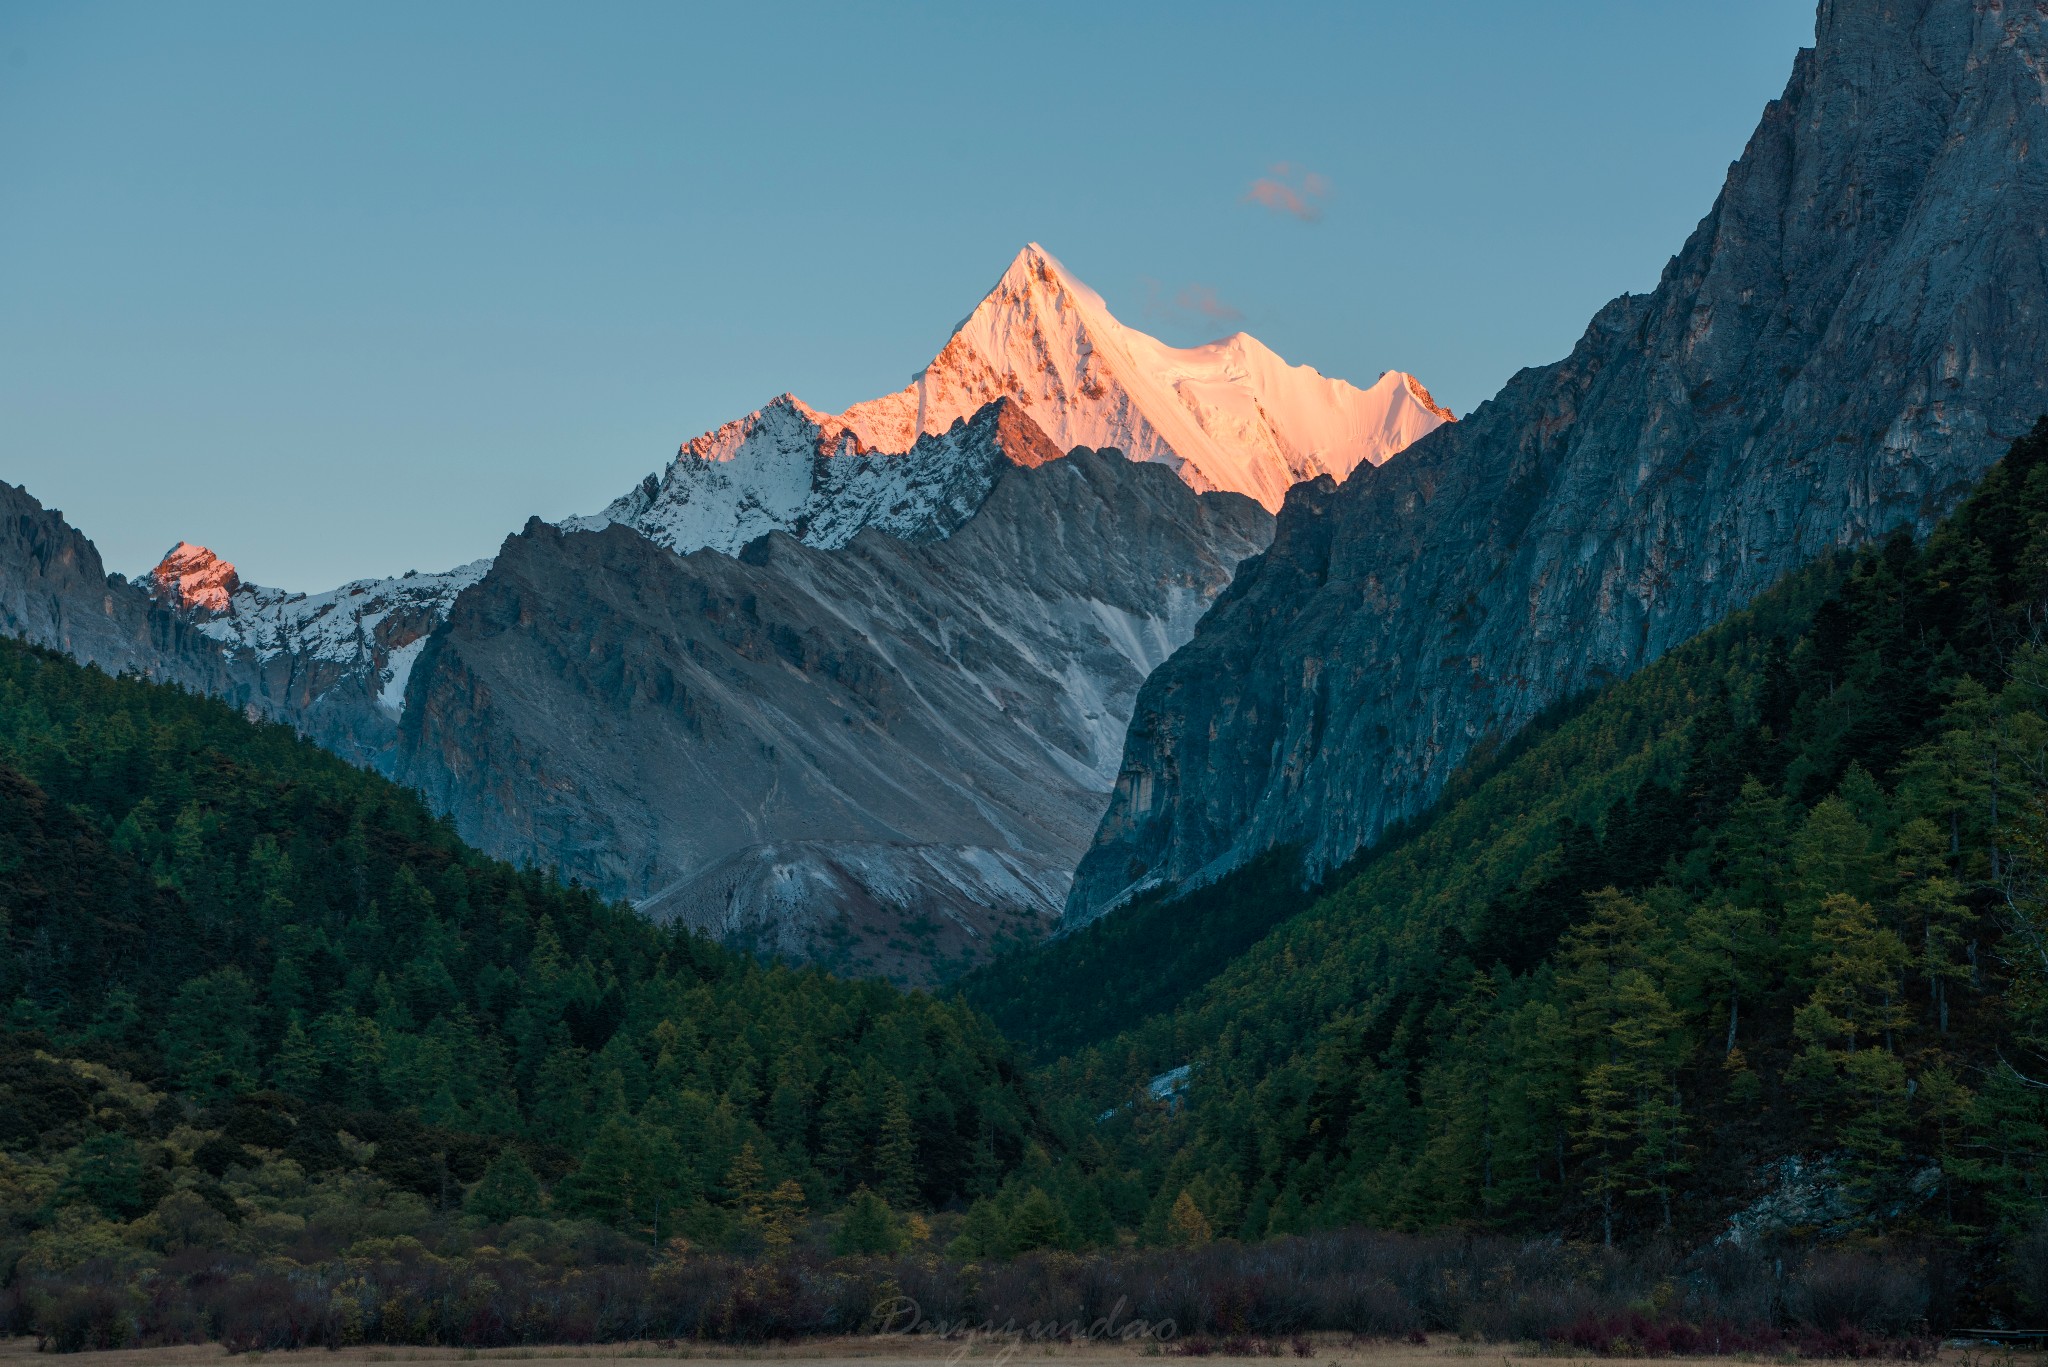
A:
466 1146 543 1223
1037 418 2048 1279
12 415 2048 1327
829 1187 901 1255
0 635 1041 1244
57 1132 147 1220
957 847 1317 1058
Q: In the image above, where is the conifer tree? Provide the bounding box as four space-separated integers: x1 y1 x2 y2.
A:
874 1078 917 1208
1890 816 1976 1034
162 967 259 1099
724 1140 765 1219
818 1070 868 1192
1559 890 1687 1244
1006 1186 1069 1253
466 1147 543 1223
1678 900 1769 1057
271 1015 320 1097
832 1187 899 1256
1791 893 1914 1215
1164 1189 1211 1248
760 1178 807 1258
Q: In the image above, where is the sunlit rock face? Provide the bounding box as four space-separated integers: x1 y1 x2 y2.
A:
571 244 1450 552
150 542 241 614
1068 0 2048 921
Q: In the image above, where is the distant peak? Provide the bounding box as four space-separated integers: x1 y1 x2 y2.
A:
152 541 240 614
678 392 863 464
961 397 1063 470
984 242 1110 318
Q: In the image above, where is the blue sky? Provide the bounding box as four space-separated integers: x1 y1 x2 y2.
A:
1 2 1815 590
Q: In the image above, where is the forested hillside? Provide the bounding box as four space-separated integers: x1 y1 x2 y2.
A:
990 421 2048 1294
0 636 1040 1256
9 422 2048 1339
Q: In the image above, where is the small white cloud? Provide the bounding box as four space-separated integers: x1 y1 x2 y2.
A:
1243 162 1329 222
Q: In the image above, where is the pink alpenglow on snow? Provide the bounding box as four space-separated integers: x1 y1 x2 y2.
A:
835 244 1452 512
573 243 1452 559
150 542 241 614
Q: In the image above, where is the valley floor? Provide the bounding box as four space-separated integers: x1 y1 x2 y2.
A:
1 1338 2023 1367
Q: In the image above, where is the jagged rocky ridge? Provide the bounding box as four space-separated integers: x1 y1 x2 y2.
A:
562 394 1059 558
1069 0 2048 919
121 241 1438 780
0 483 229 695
568 244 1451 553
395 402 1271 983
148 543 491 770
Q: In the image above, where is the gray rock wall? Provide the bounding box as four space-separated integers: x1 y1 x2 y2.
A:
1069 0 2048 918
396 431 1271 983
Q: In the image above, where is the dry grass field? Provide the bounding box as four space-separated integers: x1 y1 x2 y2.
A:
0 1336 2033 1367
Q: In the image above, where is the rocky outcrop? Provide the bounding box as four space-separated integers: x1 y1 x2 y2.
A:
1069 0 2048 919
0 482 230 693
567 393 1066 559
397 411 1271 983
159 554 491 772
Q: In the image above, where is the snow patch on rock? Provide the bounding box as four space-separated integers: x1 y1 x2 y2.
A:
566 397 1038 557
376 635 431 717
188 560 491 668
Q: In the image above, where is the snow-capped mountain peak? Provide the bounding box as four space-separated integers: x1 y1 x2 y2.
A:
579 243 1443 558
568 395 1061 558
836 243 1453 511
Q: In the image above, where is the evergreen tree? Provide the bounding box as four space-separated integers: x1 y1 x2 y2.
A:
162 968 259 1099
1558 891 1687 1244
874 1079 917 1208
760 1179 807 1258
831 1187 900 1256
1164 1189 1211 1248
723 1140 765 1219
818 1070 868 1193
58 1133 145 1219
466 1146 543 1223
1008 1186 1070 1253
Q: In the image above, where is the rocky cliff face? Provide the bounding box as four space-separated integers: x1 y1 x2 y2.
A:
0 482 230 693
140 542 491 772
397 404 1271 983
1069 0 2048 919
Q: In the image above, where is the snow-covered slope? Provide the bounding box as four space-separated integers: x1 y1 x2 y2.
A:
147 543 490 767
838 243 1453 511
63 244 1443 983
153 544 488 712
567 394 1059 557
578 243 1450 551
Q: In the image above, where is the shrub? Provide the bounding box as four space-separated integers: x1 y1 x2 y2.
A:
1784 1251 1929 1336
